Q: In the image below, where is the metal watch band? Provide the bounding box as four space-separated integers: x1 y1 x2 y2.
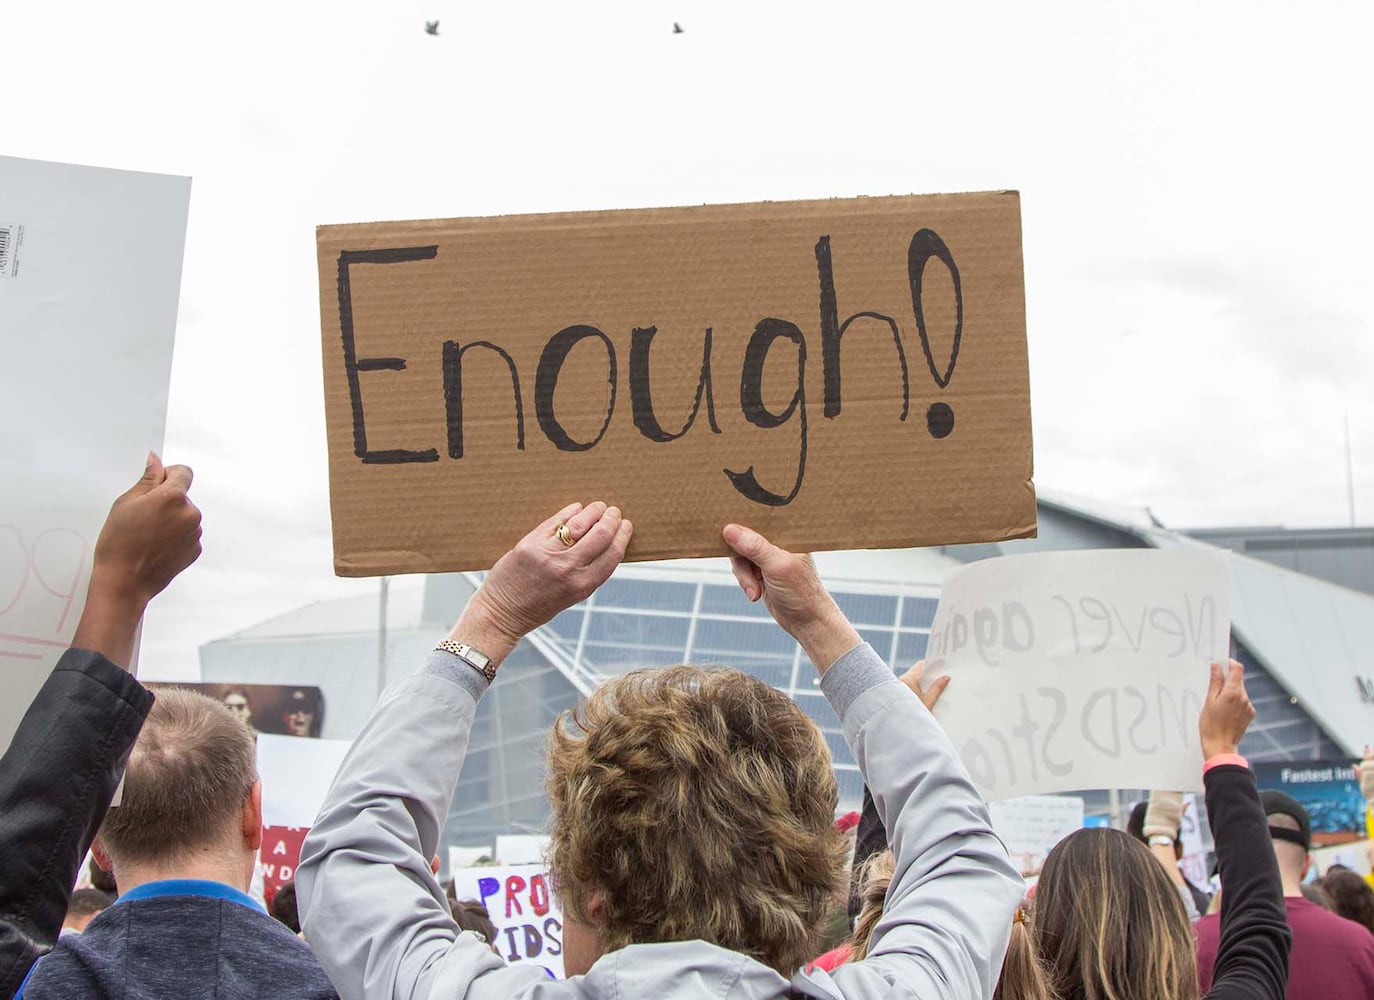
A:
435 639 497 684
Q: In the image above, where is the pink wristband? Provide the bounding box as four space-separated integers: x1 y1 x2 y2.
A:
1204 752 1248 773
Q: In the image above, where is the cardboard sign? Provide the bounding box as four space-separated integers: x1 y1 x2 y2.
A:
927 549 1231 800
449 863 564 978
0 156 190 754
316 192 1034 575
989 794 1084 877
1253 760 1368 846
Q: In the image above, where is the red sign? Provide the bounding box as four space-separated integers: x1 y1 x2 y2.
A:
260 825 309 908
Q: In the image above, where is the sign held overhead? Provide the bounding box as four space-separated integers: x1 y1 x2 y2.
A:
927 549 1232 801
317 192 1035 575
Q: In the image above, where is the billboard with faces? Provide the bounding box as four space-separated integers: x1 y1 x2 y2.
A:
146 682 325 738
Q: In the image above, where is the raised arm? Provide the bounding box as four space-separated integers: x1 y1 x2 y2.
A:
723 526 1023 1000
297 503 631 1000
846 661 950 923
1199 661 1290 1000
0 454 201 998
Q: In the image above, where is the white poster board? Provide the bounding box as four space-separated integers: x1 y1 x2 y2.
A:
448 845 495 871
495 834 551 865
256 734 352 828
1177 793 1211 888
927 549 1230 800
449 863 565 978
0 155 190 753
989 794 1084 877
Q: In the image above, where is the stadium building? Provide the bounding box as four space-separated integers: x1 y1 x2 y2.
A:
200 491 1374 857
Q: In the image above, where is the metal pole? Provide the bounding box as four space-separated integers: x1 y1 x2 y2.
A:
377 576 390 698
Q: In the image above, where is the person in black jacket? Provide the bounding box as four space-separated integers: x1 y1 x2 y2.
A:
1034 660 1292 1000
0 454 202 999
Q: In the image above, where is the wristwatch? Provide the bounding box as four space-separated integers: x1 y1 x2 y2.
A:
435 640 497 684
1148 835 1175 848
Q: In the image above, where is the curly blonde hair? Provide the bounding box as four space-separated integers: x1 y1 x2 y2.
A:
546 665 849 974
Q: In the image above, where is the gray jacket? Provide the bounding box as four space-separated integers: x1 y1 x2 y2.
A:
298 643 1022 999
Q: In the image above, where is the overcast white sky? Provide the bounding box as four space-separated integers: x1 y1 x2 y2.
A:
5 1 1372 681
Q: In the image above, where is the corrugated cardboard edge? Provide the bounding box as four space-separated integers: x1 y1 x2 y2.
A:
319 189 1038 575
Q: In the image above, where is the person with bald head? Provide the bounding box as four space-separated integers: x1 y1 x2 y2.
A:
16 687 337 998
1196 789 1374 997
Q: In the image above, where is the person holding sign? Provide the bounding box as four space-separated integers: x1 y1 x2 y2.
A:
298 504 1023 998
1032 662 1292 1000
0 455 202 998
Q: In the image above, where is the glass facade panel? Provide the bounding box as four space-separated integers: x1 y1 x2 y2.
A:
693 617 797 657
595 577 696 612
586 612 690 648
1233 643 1347 761
728 656 795 691
583 642 685 671
859 627 896 658
699 582 772 618
835 768 866 806
901 597 939 629
548 608 582 640
833 592 898 627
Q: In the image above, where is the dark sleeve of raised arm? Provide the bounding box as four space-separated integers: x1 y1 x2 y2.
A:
0 649 153 999
1202 764 1291 1000
846 785 888 921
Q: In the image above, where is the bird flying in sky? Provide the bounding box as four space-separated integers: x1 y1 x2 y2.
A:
425 20 440 36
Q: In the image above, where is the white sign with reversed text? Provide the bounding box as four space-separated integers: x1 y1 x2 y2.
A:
927 549 1230 800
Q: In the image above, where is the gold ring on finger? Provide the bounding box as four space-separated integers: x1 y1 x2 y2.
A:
555 523 575 547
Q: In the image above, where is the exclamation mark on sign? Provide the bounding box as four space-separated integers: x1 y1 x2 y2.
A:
908 229 963 439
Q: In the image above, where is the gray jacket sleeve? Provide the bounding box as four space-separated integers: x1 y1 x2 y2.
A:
296 654 550 1000
816 645 1024 1000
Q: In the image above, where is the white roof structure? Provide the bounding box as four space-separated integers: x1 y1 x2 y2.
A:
1027 496 1374 757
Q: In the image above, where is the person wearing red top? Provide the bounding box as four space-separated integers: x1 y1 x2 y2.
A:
1196 789 1374 997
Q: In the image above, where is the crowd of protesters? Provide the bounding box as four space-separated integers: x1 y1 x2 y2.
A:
4 459 1374 999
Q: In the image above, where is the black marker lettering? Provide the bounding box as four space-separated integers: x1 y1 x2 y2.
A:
336 247 441 464
907 229 963 388
535 325 617 452
442 341 525 459
816 235 909 421
629 326 721 442
724 318 808 506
